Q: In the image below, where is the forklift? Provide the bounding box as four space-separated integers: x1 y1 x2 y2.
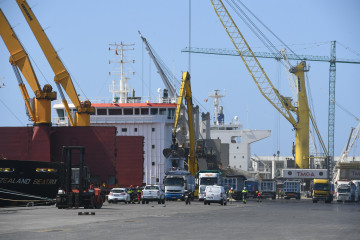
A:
56 146 103 209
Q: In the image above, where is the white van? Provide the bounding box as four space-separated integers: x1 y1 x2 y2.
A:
204 185 227 205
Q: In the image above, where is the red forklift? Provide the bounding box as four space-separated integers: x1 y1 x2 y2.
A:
56 146 103 209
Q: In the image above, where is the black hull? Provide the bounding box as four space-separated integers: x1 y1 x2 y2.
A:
0 160 61 207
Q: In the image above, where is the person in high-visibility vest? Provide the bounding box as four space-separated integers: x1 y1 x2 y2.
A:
242 187 248 204
257 191 262 203
228 187 234 202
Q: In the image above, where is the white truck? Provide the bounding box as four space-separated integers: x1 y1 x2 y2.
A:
283 179 301 200
259 180 277 199
141 185 165 204
352 180 360 202
164 170 195 200
336 180 356 202
198 170 223 201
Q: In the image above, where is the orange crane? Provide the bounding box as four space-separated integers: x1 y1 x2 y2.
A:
0 9 56 125
15 0 94 126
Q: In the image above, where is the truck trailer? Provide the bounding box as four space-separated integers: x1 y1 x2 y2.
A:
283 179 301 200
259 180 277 199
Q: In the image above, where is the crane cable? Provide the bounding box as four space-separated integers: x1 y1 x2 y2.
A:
145 37 208 112
225 0 301 66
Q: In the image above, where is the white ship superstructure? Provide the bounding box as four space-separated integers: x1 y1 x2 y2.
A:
201 90 271 172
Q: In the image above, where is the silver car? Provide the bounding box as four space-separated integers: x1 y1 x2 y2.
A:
107 188 131 204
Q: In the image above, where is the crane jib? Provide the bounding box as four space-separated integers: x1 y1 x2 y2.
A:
20 4 33 21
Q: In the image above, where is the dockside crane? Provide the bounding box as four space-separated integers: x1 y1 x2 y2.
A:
164 72 198 176
210 0 329 169
0 9 56 125
139 31 178 98
183 44 360 169
15 0 94 126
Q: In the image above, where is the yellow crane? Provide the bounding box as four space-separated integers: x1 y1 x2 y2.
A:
210 0 328 169
0 9 56 125
172 72 198 176
15 0 94 126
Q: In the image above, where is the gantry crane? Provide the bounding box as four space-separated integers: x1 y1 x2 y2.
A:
0 9 56 125
15 0 94 126
210 0 329 169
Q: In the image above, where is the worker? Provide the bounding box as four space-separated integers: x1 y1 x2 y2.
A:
228 187 234 202
136 186 142 204
242 187 248 204
257 191 262 203
127 185 135 204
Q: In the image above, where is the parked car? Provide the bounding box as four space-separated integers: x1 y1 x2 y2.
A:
141 185 165 204
107 188 130 204
204 185 227 205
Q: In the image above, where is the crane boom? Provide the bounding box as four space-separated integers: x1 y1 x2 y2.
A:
172 72 197 176
139 31 177 98
0 9 56 125
16 0 94 126
210 0 313 168
210 0 296 126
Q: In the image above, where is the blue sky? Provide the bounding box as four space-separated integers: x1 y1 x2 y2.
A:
0 0 359 157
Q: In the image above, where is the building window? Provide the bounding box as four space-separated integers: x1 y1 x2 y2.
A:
150 108 158 115
123 108 133 115
159 108 166 115
121 128 127 132
168 108 175 119
156 178 159 183
97 108 107 115
152 145 155 149
134 108 140 115
152 162 155 166
134 128 138 132
109 108 122 115
152 128 155 132
141 108 149 115
234 156 236 158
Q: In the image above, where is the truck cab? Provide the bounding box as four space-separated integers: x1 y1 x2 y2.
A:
312 179 332 203
197 170 223 201
164 170 195 200
336 180 356 202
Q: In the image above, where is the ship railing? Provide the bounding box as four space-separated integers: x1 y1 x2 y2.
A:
90 115 174 124
52 96 178 105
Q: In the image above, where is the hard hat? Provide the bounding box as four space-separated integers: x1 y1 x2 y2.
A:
130 185 133 188
243 187 246 190
230 187 233 190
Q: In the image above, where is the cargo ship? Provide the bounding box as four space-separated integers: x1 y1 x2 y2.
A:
54 42 177 186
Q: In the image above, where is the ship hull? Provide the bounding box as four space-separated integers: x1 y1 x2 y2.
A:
0 160 61 207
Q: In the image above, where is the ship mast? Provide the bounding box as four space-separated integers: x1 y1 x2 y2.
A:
109 42 135 103
208 90 225 125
